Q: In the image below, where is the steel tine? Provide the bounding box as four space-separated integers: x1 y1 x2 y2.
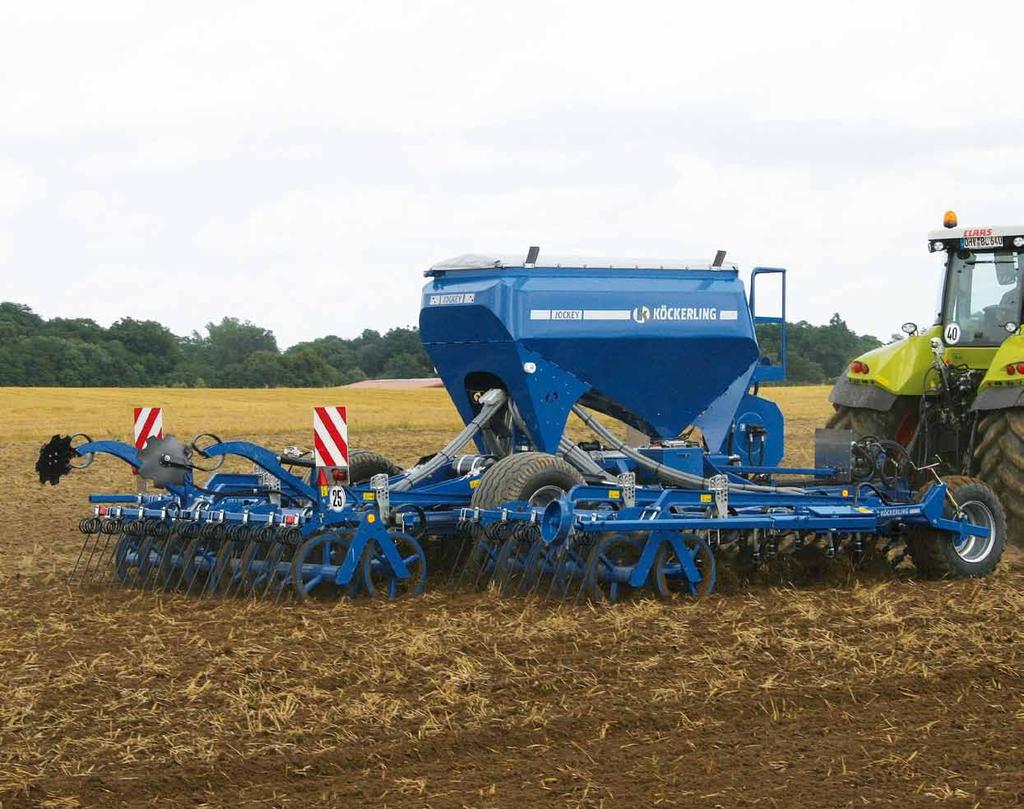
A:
68 519 96 584
452 528 477 590
543 542 569 600
169 531 196 592
244 538 271 599
226 538 246 598
471 538 493 591
226 538 252 599
260 533 287 601
241 529 268 599
69 529 100 585
445 531 472 586
574 539 596 605
138 530 166 591
274 531 301 603
524 542 551 598
126 528 155 590
182 537 208 597
201 526 228 597
88 525 119 585
566 542 588 602
186 527 219 597
79 522 112 583
123 536 148 593
235 531 261 598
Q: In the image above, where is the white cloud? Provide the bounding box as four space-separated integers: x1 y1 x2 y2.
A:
2 0 1024 346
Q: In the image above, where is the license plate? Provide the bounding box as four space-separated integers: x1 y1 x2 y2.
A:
962 236 1004 249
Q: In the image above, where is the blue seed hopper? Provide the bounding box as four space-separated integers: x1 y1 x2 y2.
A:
420 252 787 465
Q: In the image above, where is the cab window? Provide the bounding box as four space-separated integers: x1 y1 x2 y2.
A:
942 249 1022 345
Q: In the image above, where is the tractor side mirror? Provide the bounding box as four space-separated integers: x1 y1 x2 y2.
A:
901 322 918 336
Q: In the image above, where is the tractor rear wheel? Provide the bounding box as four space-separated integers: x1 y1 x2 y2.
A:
826 399 919 446
973 408 1024 544
347 449 402 484
906 475 1006 578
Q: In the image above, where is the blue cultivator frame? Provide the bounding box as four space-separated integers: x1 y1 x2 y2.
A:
460 475 992 603
60 431 487 601
42 249 1007 604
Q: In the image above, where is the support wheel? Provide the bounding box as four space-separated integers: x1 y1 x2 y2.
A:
973 408 1024 544
362 532 427 599
906 476 1006 578
652 533 716 599
585 534 645 604
291 532 358 602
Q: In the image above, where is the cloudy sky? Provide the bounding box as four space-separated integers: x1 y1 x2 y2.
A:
2 1 1022 347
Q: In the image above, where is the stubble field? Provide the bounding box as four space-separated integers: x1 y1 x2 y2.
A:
0 386 1022 808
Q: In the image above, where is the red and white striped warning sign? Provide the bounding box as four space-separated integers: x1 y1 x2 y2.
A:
133 407 163 450
313 406 349 468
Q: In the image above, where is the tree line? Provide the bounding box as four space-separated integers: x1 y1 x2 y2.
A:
0 301 881 387
0 302 434 387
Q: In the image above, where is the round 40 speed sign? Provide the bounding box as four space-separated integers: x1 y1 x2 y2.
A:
944 322 960 345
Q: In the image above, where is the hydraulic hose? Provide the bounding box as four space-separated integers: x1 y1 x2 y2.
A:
570 403 804 495
506 399 612 482
558 435 616 482
392 389 508 491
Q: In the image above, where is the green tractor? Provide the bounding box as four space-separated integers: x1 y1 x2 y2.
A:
827 211 1024 539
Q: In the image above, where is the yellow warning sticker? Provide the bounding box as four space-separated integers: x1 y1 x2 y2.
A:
319 485 328 497
367 513 376 523
469 479 481 489
841 489 850 497
700 493 713 503
608 490 620 499
362 492 375 501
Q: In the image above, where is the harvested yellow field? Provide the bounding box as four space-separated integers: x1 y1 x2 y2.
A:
1 385 1022 808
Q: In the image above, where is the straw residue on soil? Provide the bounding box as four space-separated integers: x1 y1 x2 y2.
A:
1 386 1022 808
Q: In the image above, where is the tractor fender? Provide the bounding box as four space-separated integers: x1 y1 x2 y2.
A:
972 332 1024 411
972 386 1024 411
828 376 898 413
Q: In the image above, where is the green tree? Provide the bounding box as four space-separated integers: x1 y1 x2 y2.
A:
43 317 105 343
281 349 342 387
225 350 285 387
202 318 279 377
0 302 44 343
108 318 183 382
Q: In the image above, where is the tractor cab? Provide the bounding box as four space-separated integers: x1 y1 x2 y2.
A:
928 213 1024 348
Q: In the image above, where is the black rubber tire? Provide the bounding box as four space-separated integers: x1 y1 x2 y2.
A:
973 408 1024 545
906 475 1006 578
348 449 402 484
470 451 584 509
826 399 918 444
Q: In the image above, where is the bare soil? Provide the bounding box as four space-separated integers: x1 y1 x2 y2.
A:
1 389 1022 808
